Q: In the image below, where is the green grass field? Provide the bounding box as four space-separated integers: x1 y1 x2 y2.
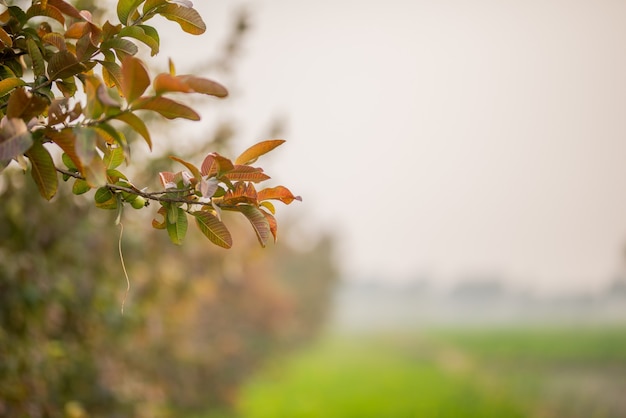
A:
199 327 626 418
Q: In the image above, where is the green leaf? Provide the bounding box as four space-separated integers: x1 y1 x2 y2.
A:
193 211 232 249
119 25 159 56
98 60 123 90
104 146 124 170
72 178 90 195
0 118 32 168
48 50 86 80
143 0 167 15
167 201 179 224
101 37 139 57
94 187 118 209
157 3 205 35
166 206 188 245
113 111 152 150
120 56 150 104
235 139 286 166
0 78 25 97
25 141 58 200
26 38 45 77
117 0 145 25
62 152 77 170
132 96 200 120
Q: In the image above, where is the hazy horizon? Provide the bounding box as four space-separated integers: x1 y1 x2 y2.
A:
159 0 626 294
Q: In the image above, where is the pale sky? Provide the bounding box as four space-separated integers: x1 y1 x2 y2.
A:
158 0 626 294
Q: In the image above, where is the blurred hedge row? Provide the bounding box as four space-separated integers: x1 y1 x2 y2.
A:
0 168 338 417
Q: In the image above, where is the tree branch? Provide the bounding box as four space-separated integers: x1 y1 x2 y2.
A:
56 167 213 207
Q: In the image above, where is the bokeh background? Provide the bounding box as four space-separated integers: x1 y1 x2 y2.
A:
2 1 626 417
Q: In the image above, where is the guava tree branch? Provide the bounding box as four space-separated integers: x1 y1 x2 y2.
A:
55 167 212 207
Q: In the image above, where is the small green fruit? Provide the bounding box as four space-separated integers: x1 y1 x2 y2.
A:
131 196 146 209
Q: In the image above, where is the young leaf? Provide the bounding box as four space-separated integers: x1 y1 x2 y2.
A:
257 186 302 204
235 139 286 165
131 96 200 120
200 152 234 177
25 141 58 200
120 56 150 104
223 165 270 183
179 75 228 98
166 206 188 245
113 112 152 150
222 182 258 206
0 78 26 97
169 155 201 180
157 3 206 35
117 0 145 25
47 0 83 20
193 211 232 249
261 209 278 242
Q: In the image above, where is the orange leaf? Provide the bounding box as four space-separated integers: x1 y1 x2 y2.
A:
132 96 199 120
201 152 234 177
261 209 278 242
257 186 302 205
235 139 285 165
121 56 150 104
228 205 271 247
223 182 258 206
113 112 152 150
152 206 167 229
153 73 193 95
223 165 270 183
169 155 202 180
179 75 228 97
47 0 83 19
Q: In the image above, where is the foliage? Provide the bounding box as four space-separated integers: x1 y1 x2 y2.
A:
0 169 337 417
0 0 299 247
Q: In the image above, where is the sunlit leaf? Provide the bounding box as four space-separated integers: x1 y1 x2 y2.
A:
260 201 275 214
193 211 232 249
26 38 45 77
120 56 150 104
0 78 25 97
113 112 152 150
200 152 234 177
223 181 258 206
0 27 12 47
48 50 86 80
42 32 67 50
132 96 200 120
65 21 89 39
99 60 123 90
235 139 285 165
117 0 145 25
157 3 205 35
169 155 201 180
180 75 228 97
224 165 270 183
0 118 32 170
104 146 125 170
257 185 302 204
143 0 167 15
25 141 58 200
166 206 187 245
119 25 160 56
47 0 83 19
26 4 65 25
153 73 192 95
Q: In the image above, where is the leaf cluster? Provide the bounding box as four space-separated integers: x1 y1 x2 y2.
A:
0 0 299 248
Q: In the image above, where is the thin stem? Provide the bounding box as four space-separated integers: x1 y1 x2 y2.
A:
56 167 213 207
